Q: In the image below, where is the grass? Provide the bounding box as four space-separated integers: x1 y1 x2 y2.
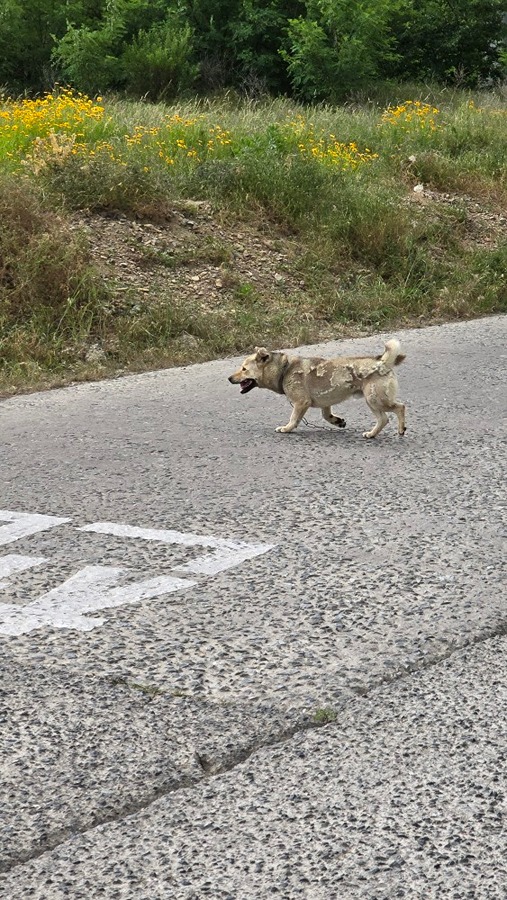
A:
0 85 506 393
0 175 112 385
313 707 338 725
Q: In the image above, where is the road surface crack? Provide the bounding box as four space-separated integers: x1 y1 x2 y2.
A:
3 621 507 875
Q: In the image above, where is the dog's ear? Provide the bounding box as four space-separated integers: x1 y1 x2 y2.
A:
255 347 271 363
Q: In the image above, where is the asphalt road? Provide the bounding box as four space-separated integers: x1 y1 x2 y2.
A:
1 316 506 898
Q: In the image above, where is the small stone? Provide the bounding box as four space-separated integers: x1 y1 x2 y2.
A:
85 344 106 364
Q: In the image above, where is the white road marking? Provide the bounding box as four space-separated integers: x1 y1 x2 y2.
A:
173 545 272 576
80 522 241 549
0 554 47 588
0 512 275 636
0 510 70 547
0 565 195 636
81 521 274 576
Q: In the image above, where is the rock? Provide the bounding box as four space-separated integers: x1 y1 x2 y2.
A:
85 344 107 365
179 333 201 349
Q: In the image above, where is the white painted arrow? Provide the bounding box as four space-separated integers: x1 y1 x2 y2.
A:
0 553 47 588
80 521 274 575
0 565 195 636
0 510 70 546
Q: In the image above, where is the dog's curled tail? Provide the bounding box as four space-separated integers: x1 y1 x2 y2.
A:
380 338 405 369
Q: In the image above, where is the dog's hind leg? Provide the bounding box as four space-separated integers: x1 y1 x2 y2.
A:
362 382 390 439
391 400 406 435
275 402 310 433
322 407 346 428
364 400 406 438
363 407 389 439
362 377 406 439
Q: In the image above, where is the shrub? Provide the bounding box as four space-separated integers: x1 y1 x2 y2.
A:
282 0 398 102
122 19 199 101
33 143 175 216
53 24 124 95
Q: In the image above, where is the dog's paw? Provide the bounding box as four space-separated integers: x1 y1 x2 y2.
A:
333 417 346 428
275 425 292 433
362 430 376 439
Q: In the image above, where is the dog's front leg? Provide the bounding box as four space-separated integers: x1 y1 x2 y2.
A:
322 406 346 428
275 402 310 433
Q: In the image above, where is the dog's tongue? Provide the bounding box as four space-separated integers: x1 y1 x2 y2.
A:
240 378 256 394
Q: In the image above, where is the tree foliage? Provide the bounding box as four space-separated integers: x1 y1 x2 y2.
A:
384 0 507 84
282 0 400 101
0 0 505 99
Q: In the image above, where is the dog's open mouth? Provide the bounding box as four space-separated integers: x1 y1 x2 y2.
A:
240 378 257 394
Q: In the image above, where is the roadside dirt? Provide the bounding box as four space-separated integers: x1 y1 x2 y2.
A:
70 187 507 324
408 186 507 248
3 185 498 397
69 201 309 317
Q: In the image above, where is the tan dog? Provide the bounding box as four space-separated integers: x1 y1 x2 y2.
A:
228 338 406 437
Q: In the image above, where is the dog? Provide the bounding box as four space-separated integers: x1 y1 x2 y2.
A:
228 338 406 437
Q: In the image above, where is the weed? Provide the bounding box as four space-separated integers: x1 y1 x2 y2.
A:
314 708 338 725
0 174 111 383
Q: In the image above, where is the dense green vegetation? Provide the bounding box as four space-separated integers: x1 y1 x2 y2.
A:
0 0 506 101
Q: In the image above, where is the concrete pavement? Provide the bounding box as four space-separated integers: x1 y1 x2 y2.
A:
0 316 506 897
3 636 507 898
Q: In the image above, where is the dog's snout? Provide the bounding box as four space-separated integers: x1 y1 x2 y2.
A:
228 375 234 383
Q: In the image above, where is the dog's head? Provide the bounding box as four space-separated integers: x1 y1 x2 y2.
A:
228 347 273 394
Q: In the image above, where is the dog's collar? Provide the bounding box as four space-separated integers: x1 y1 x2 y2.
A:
274 358 290 395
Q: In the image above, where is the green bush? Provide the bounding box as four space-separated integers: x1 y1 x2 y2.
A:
37 147 175 216
53 24 124 95
282 0 398 101
384 0 507 85
122 19 198 100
